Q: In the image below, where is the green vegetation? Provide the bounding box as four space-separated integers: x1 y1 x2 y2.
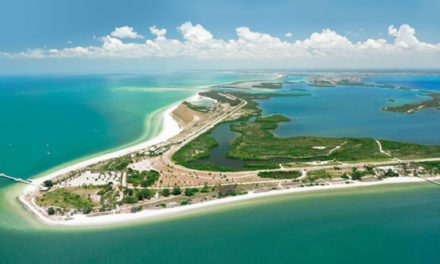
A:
175 90 440 172
94 155 132 172
414 161 440 175
37 188 95 213
126 169 160 187
383 93 440 113
305 170 332 182
351 167 375 180
243 163 280 170
172 186 182 195
43 180 53 188
184 188 199 196
97 183 119 211
161 188 170 197
218 185 237 197
252 82 283 89
258 170 301 179
183 162 238 172
380 140 440 159
183 101 211 113
383 169 399 177
201 184 210 193
227 115 388 162
309 80 336 87
47 207 55 215
122 188 154 204
173 133 219 166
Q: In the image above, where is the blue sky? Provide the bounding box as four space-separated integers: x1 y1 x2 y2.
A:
1 0 439 73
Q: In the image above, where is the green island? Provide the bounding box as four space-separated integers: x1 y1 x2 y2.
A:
383 92 440 114
308 77 416 91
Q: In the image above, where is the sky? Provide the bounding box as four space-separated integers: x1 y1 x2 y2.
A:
0 0 439 73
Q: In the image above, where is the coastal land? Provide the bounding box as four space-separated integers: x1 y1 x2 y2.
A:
12 76 440 227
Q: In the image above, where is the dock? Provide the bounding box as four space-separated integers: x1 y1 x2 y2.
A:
0 173 48 190
414 175 440 186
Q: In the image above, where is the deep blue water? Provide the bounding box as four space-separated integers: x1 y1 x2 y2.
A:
259 77 440 145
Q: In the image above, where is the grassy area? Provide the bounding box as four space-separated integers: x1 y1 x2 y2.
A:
243 163 280 170
227 115 398 162
172 133 219 165
413 161 440 174
93 155 133 172
258 170 301 179
175 90 440 172
305 170 332 182
183 101 211 113
37 188 95 212
126 169 160 187
97 183 120 211
383 93 440 113
380 140 440 159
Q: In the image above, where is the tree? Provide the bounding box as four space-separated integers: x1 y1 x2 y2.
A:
201 184 210 193
184 188 194 196
172 186 182 195
161 188 170 197
47 207 55 215
83 206 92 214
43 180 53 188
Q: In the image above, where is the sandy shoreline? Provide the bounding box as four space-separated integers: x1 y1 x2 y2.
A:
19 175 438 227
21 100 183 195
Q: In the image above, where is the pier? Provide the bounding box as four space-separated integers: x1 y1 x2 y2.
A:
414 175 440 186
0 173 48 190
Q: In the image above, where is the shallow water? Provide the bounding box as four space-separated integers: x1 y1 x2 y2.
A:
2 183 440 264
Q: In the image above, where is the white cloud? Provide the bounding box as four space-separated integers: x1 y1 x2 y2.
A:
178 22 213 43
2 22 440 68
110 26 143 39
285 32 293 38
149 26 167 40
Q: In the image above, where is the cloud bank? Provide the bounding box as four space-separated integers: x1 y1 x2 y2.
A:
2 22 440 68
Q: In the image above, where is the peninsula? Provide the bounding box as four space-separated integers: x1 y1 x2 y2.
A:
15 79 440 226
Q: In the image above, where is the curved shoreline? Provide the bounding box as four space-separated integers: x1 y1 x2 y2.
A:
21 101 183 195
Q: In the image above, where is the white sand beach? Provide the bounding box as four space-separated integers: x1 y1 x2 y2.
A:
18 175 438 227
21 101 183 196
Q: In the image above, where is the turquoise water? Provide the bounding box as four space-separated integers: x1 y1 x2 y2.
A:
0 72 267 180
1 72 440 263
1 183 440 263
